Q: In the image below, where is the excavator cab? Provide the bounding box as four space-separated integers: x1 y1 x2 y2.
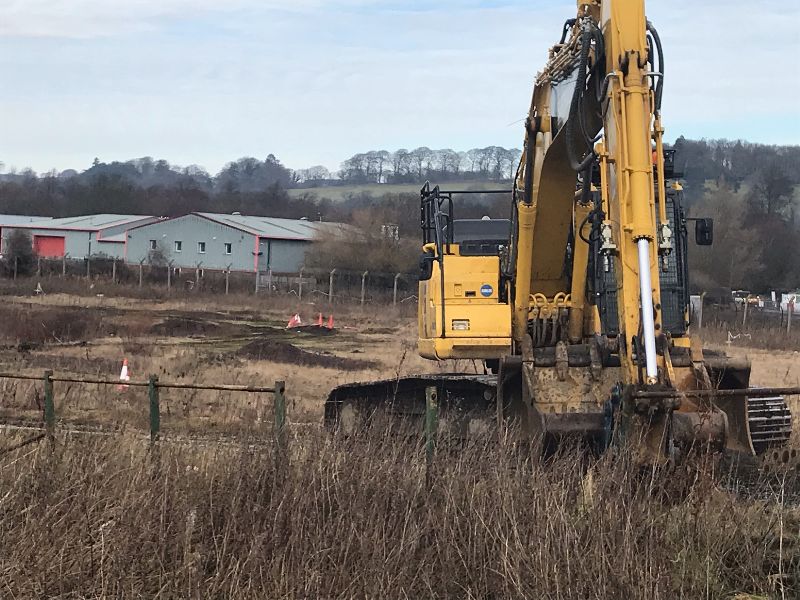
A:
418 183 512 361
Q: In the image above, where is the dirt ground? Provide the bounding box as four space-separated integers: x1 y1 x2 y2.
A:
1 292 798 433
0 293 445 432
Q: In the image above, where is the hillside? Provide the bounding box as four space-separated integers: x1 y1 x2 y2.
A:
288 180 509 202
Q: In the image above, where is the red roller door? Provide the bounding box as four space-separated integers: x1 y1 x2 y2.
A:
33 235 66 257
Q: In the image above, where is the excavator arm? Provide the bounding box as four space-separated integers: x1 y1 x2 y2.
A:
325 0 796 465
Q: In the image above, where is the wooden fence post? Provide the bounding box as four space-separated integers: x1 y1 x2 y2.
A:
225 269 230 295
394 273 401 306
167 262 173 292
138 260 144 288
361 271 368 307
328 269 336 305
254 271 260 295
111 258 117 284
425 386 438 487
62 255 67 277
37 257 42 277
86 256 91 279
788 300 794 335
273 380 287 466
13 257 18 280
43 370 55 444
149 375 160 444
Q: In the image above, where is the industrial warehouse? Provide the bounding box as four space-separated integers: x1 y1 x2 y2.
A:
0 212 346 274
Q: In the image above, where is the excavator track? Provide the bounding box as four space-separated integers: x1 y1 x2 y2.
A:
324 374 497 437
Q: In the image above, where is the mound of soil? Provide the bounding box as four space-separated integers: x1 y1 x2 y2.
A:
150 316 222 337
235 340 376 371
288 325 337 336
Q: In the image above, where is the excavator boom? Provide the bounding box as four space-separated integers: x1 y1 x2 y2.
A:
325 0 794 463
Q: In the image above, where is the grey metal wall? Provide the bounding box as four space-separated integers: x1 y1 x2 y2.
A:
126 215 312 273
265 239 311 273
2 227 126 259
126 215 257 271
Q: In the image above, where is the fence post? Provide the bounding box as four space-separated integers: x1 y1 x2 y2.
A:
167 262 173 291
328 269 336 305
425 386 438 487
195 263 202 292
298 266 305 301
698 292 706 330
13 257 18 280
86 256 91 279
393 273 401 306
225 269 230 295
273 380 287 465
361 271 368 307
254 270 259 295
112 258 117 284
138 260 144 288
37 257 42 277
62 255 67 277
149 375 160 443
43 370 55 444
743 297 749 328
788 301 794 335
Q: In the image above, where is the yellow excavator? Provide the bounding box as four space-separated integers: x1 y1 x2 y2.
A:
326 0 792 462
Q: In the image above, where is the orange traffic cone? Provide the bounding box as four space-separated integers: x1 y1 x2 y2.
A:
287 314 302 329
327 314 334 330
317 313 323 327
117 358 130 391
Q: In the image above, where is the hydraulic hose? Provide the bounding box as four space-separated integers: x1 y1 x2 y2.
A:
559 18 577 44
565 27 594 172
646 21 664 113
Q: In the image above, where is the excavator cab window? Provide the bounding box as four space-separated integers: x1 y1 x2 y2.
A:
419 249 435 281
453 219 510 256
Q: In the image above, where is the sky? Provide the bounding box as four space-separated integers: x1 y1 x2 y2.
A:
1 0 798 175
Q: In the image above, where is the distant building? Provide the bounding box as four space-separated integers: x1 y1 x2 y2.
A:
381 223 400 242
7 214 157 259
125 212 348 273
0 214 53 255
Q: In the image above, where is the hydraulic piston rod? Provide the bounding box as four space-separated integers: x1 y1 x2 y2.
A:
637 238 658 383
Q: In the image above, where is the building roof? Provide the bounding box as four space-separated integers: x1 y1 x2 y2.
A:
0 214 53 227
15 214 155 237
194 213 350 241
100 233 127 243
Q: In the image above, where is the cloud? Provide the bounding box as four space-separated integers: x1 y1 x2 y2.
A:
1 0 329 38
0 0 796 173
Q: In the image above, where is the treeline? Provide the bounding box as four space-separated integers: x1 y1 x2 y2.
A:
337 147 522 184
1 138 799 289
672 137 800 201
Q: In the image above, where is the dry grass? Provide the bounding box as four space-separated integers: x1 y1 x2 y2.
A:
0 430 798 598
2 294 800 597
0 292 435 432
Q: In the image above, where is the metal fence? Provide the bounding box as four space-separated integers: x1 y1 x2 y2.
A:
3 256 419 306
0 370 288 455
